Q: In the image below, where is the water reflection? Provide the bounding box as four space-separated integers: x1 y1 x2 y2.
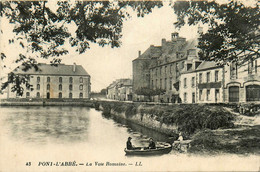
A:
1 106 172 148
2 106 91 144
101 112 174 146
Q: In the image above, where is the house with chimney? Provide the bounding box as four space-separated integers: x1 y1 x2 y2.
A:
132 29 202 102
7 63 91 99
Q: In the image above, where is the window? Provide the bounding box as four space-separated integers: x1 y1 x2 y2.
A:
69 77 73 83
47 77 50 82
206 89 210 101
59 77 62 83
170 77 172 90
184 92 187 102
215 71 219 82
230 61 237 79
26 92 30 98
59 84 62 91
37 92 40 98
156 69 158 76
59 92 62 98
170 64 172 74
151 80 154 88
80 77 83 83
248 59 257 74
79 85 83 90
160 79 162 89
191 77 195 87
206 72 210 83
184 78 187 88
69 84 73 91
79 93 83 98
199 89 202 101
246 85 260 101
69 93 73 99
199 73 202 83
37 77 40 83
37 84 40 90
47 84 50 90
155 79 157 88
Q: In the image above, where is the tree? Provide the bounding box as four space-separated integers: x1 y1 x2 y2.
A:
135 87 166 101
0 1 162 95
173 0 259 65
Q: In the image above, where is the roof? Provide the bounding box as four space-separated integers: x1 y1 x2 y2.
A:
195 61 219 71
13 63 90 76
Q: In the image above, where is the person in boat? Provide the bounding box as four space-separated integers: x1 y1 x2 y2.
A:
126 137 134 150
148 138 156 149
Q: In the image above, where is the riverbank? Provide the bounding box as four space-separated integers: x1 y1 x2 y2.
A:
95 101 260 155
95 101 235 136
0 98 94 107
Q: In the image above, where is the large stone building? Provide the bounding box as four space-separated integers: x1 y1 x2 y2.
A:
179 58 260 104
7 63 91 99
223 58 260 103
107 79 133 101
132 31 200 102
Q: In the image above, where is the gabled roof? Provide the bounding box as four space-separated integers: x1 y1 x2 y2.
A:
13 63 90 76
195 61 219 71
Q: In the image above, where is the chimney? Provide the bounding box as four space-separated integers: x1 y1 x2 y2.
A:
171 32 179 41
138 50 141 57
162 38 166 46
73 63 76 72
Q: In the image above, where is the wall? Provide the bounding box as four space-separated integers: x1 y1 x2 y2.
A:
7 75 91 99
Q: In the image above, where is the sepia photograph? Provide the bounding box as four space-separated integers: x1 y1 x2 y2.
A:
0 0 259 171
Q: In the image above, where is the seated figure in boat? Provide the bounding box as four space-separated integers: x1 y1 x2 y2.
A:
126 137 134 150
148 138 156 149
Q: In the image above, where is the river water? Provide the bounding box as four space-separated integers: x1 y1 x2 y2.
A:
0 106 258 171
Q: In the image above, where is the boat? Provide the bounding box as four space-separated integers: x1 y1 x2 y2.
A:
124 142 172 156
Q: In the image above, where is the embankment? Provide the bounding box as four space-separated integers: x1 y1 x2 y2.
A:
95 101 235 137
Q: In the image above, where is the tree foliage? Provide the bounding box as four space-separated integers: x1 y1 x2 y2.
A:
0 1 162 95
135 87 166 96
173 0 260 65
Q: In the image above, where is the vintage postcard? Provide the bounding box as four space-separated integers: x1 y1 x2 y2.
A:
0 0 259 171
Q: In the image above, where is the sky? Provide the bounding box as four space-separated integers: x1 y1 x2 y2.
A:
60 2 199 92
0 1 199 92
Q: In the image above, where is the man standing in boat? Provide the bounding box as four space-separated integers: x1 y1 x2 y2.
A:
126 137 134 150
148 138 156 149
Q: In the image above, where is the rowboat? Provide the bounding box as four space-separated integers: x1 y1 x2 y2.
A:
124 142 172 156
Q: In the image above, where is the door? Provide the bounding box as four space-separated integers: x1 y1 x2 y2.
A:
215 89 220 103
229 86 239 102
246 85 260 101
192 92 195 103
47 92 50 99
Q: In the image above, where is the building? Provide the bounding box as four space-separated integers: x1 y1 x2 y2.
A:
7 63 91 99
179 61 224 103
179 58 260 104
223 58 260 103
132 31 201 102
107 79 133 101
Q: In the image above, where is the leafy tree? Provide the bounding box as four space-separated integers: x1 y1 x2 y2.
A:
0 1 162 95
173 0 259 65
135 87 166 101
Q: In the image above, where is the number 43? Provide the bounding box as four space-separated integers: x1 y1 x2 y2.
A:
26 162 31 166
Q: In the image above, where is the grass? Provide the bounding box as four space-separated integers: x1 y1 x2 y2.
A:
189 125 260 155
98 102 235 136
